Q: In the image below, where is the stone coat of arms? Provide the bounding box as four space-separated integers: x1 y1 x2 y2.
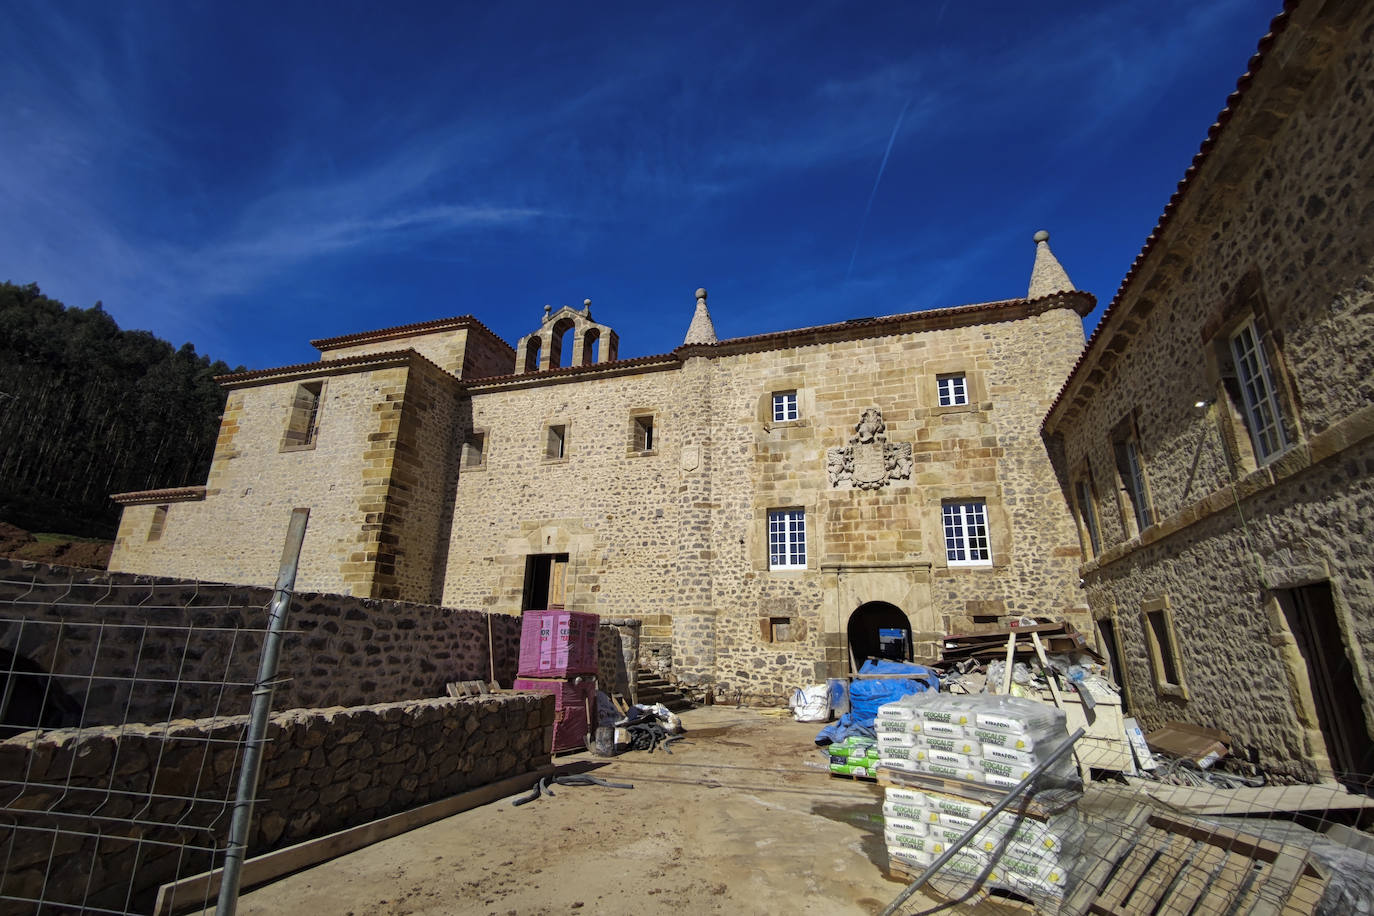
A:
827 408 913 490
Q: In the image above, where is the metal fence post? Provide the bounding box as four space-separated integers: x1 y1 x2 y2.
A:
216 508 310 916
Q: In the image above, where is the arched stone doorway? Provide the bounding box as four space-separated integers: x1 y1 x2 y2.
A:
847 601 913 667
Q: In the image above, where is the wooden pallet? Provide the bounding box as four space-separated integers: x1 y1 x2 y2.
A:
1061 808 1327 916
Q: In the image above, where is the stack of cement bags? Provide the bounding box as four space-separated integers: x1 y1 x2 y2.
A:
875 693 1083 907
826 734 880 777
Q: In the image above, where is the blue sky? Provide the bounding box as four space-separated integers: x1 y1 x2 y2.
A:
2 1 1282 371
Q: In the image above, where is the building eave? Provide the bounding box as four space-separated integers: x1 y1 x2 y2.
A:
214 349 457 389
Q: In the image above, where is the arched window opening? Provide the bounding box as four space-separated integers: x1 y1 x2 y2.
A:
524 337 542 373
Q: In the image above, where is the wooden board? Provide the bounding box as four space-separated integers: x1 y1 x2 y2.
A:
1062 806 1328 916
1134 781 1374 817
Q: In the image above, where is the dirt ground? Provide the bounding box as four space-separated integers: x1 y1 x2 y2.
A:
0 522 112 568
224 706 941 916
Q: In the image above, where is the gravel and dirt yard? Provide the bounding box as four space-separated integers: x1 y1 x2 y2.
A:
223 706 940 916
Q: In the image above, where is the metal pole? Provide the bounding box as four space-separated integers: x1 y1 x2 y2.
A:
216 508 310 916
880 726 1086 916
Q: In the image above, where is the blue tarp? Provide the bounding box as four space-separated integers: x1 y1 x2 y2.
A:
815 660 939 746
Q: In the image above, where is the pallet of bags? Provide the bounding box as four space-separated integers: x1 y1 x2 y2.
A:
825 734 880 778
874 693 1085 910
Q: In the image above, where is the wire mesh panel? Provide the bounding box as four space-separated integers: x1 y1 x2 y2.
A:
0 588 281 914
0 511 307 916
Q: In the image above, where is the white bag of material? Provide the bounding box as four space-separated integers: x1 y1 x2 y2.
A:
790 684 830 722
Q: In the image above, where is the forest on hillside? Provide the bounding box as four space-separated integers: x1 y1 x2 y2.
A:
0 282 241 538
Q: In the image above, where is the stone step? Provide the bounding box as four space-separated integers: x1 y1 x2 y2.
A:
631 668 693 712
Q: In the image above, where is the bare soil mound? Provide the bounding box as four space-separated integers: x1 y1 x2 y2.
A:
0 521 112 569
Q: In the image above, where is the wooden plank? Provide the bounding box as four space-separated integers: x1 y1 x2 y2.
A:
1154 841 1228 916
1126 834 1193 914
1190 852 1253 914
1280 873 1327 916
1060 806 1151 916
1001 633 1016 693
1094 826 1171 912
1146 812 1298 867
153 762 561 916
1231 859 1272 916
1242 851 1308 916
1135 782 1374 817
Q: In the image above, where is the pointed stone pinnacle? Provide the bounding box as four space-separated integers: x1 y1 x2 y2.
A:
1028 230 1076 300
683 287 718 345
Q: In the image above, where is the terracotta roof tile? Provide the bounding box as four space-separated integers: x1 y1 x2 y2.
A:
310 314 513 355
111 486 207 506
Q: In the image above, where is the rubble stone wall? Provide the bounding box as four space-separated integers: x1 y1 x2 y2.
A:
1047 2 1374 775
0 693 553 913
0 559 520 727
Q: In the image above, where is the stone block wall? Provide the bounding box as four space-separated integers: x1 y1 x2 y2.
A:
0 560 521 729
0 693 552 913
1045 1 1374 775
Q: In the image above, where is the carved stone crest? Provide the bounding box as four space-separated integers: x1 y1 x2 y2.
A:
826 408 913 490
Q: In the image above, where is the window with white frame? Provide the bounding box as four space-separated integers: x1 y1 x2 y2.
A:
937 374 969 407
767 508 806 569
771 391 799 422
1229 319 1289 463
942 501 991 566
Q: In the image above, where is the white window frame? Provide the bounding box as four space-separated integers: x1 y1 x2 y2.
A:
771 391 799 423
1229 319 1289 464
767 508 807 570
943 501 991 566
937 374 969 407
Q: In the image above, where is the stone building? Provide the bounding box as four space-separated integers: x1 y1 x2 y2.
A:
111 251 1095 702
1043 0 1374 778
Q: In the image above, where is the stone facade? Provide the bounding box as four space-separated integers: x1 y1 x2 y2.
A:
1044 0 1374 777
0 693 552 912
112 280 1094 703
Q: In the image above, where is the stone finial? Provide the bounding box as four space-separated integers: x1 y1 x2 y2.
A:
1027 229 1076 300
583 298 592 317
683 287 718 345
543 304 552 319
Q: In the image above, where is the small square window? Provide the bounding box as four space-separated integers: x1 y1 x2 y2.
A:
772 391 799 423
462 432 486 468
937 374 969 407
148 505 168 542
767 508 806 570
632 415 655 452
943 501 991 566
546 424 566 459
767 617 794 642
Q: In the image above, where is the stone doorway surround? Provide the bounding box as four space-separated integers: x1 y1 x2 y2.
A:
819 560 935 676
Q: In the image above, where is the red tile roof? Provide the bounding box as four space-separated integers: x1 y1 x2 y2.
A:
214 349 457 387
310 314 513 355
111 486 207 506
